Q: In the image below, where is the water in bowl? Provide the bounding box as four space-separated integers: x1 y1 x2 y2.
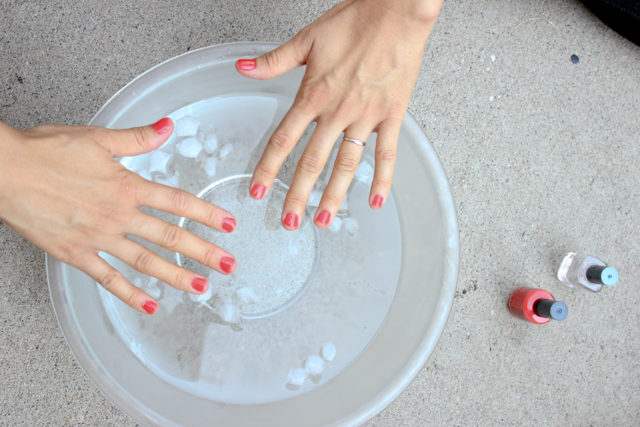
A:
99 93 402 404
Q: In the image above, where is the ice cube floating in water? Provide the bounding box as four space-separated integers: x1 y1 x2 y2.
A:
287 342 336 387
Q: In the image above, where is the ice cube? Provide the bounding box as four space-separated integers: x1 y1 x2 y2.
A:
343 217 359 236
287 367 308 387
155 172 180 187
220 299 240 324
203 133 219 154
321 342 336 361
147 283 163 300
149 150 172 174
235 287 259 305
354 160 374 182
307 190 322 208
158 139 175 154
189 282 214 303
304 354 325 376
178 137 203 158
122 155 148 173
137 169 151 181
158 287 182 314
218 143 233 159
204 157 217 177
288 236 306 256
174 116 200 137
328 216 342 232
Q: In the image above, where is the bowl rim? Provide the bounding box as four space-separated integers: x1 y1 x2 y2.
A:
46 41 459 426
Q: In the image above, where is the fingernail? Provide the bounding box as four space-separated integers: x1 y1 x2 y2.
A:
236 58 257 71
220 257 236 274
250 183 266 200
372 194 384 209
142 300 158 314
191 276 208 293
222 217 236 233
151 117 172 135
315 210 331 227
283 213 299 230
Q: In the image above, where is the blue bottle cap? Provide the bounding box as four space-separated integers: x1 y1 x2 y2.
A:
534 299 569 321
586 265 619 287
601 267 619 286
548 301 568 321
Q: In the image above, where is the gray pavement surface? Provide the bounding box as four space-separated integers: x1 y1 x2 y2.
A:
1 0 639 425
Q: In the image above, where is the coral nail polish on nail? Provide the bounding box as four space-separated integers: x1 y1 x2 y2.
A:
151 117 172 135
250 184 266 200
316 210 331 227
220 257 236 274
372 194 384 209
236 59 257 71
191 276 208 293
142 300 158 314
222 217 236 233
284 213 299 229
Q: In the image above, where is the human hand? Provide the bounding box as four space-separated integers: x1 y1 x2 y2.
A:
0 119 237 314
236 0 442 229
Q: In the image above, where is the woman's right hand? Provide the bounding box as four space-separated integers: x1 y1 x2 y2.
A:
0 119 237 314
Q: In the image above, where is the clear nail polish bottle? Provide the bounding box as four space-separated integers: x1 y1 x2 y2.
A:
557 252 619 292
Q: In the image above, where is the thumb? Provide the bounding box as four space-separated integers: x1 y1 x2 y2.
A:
235 35 310 80
96 117 173 157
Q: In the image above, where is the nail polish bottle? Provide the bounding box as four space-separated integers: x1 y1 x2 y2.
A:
557 252 619 292
508 287 568 325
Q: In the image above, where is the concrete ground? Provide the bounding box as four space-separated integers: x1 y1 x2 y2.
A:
1 0 638 425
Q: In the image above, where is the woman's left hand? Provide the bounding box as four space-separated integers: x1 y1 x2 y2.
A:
236 0 442 230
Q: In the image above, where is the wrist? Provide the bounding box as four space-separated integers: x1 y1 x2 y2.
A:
0 122 18 217
366 0 443 28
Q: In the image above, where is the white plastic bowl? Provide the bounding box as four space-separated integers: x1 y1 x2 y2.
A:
47 42 458 426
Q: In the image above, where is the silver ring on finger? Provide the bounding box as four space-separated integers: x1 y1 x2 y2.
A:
343 136 366 147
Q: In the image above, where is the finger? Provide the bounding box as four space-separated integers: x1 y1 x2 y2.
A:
369 119 401 210
314 127 370 228
106 237 220 295
76 253 159 314
128 213 237 275
282 124 344 230
92 117 174 157
249 104 315 200
138 180 236 232
235 33 311 80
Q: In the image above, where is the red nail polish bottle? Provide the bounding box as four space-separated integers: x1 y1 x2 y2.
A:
508 287 568 324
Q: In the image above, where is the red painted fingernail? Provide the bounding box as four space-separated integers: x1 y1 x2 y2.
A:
142 300 158 314
191 276 208 293
371 194 384 209
151 117 172 135
220 257 236 274
283 213 299 230
316 210 331 227
236 58 257 71
250 183 266 200
222 217 236 233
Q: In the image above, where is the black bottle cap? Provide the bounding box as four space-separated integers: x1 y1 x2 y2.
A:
534 299 568 321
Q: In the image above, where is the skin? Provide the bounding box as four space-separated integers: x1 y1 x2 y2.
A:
0 120 236 314
0 0 442 313
237 0 442 229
